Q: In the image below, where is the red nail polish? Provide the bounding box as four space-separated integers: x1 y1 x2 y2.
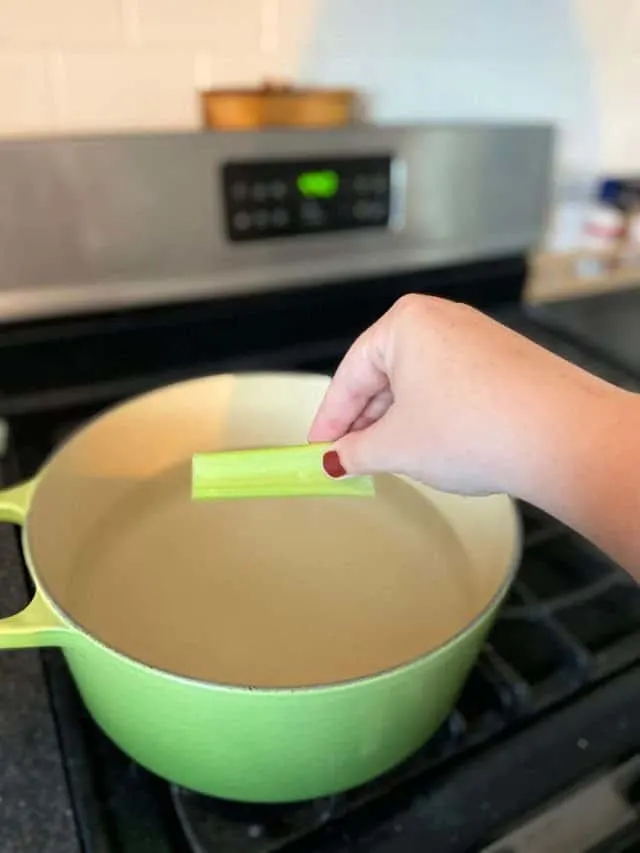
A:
322 449 346 479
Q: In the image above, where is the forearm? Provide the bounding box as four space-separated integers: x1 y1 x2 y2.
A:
515 384 640 579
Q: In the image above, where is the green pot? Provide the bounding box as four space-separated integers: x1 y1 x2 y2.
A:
0 374 521 803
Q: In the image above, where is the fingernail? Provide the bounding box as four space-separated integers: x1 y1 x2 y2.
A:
322 449 346 479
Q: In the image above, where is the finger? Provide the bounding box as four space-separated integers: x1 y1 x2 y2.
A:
350 388 394 432
308 321 390 443
333 406 403 475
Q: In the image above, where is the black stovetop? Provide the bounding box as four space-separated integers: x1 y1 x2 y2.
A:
1 279 640 852
529 285 640 377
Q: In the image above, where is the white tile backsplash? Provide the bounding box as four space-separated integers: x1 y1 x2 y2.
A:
599 110 640 174
0 51 55 134
0 0 636 172
573 0 640 54
193 51 265 89
0 0 124 45
592 58 640 114
56 50 199 131
133 0 262 50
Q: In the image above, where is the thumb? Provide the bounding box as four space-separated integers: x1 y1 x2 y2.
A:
332 412 402 476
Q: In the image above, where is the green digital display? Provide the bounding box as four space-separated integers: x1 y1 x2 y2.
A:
296 169 339 199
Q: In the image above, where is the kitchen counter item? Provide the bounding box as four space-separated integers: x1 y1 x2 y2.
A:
200 83 357 130
0 371 520 803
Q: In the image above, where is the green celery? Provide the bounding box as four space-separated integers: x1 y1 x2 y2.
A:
191 443 374 501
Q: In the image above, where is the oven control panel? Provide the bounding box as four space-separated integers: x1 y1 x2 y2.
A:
221 155 392 242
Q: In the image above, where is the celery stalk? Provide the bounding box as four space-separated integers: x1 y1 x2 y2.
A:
191 443 374 501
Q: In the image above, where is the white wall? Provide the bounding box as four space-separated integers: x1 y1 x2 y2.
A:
0 0 637 174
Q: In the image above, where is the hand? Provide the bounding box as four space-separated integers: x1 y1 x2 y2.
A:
309 294 625 500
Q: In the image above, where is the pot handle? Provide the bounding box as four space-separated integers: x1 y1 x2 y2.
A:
0 480 70 649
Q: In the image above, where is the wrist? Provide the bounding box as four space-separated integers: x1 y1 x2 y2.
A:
516 382 640 570
506 372 633 509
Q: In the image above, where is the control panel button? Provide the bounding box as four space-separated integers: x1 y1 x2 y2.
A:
253 209 269 229
252 183 268 202
233 210 251 231
373 174 388 194
368 201 387 220
272 207 290 227
353 200 372 220
353 175 369 194
270 181 287 199
301 201 324 226
355 199 388 221
354 173 388 195
231 182 248 202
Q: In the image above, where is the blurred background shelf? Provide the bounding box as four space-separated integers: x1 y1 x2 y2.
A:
527 250 640 303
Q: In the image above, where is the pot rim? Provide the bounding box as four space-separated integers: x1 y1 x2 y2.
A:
22 371 524 695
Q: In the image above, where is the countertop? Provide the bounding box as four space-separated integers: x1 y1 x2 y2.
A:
526 251 640 303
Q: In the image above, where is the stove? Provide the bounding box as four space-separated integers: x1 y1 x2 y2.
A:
528 285 640 378
1 125 640 853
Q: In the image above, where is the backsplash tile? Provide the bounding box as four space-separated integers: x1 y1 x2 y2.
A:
0 52 55 134
55 50 199 132
0 0 636 172
574 0 639 54
264 0 316 78
132 0 263 50
592 58 640 115
193 52 265 90
0 0 123 45
598 109 640 174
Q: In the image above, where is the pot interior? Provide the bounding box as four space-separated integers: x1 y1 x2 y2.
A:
25 373 518 688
